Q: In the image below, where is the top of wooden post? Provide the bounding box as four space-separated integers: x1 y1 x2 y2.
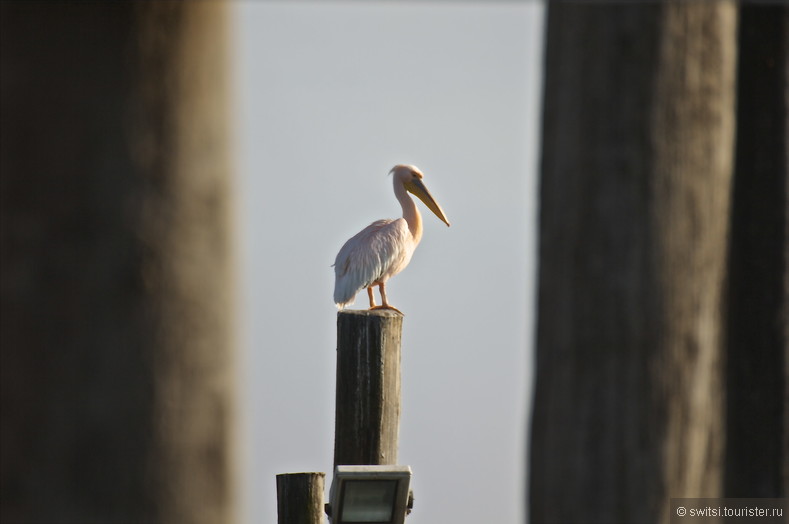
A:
337 309 403 318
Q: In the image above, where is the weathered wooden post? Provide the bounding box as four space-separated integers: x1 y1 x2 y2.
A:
1 3 234 523
276 309 404 522
276 472 325 524
334 309 404 467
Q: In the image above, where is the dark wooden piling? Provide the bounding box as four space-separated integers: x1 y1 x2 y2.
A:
0 3 234 523
276 472 325 524
334 309 403 467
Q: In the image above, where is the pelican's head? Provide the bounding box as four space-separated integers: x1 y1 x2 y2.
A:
390 164 451 227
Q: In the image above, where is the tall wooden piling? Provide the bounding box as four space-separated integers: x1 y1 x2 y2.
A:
334 309 403 467
276 310 403 521
0 3 234 523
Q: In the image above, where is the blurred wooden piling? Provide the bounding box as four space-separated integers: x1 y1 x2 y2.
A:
334 309 403 467
0 3 234 523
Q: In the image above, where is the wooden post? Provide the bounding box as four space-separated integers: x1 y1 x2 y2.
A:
276 473 325 524
334 310 403 467
0 3 234 523
530 3 736 523
724 4 788 498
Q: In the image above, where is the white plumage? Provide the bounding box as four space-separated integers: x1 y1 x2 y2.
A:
333 165 450 313
334 218 413 307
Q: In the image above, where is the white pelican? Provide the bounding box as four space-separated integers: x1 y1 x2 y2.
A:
333 164 450 313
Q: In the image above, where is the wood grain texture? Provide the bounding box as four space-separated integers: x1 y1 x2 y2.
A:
277 473 325 524
334 310 403 467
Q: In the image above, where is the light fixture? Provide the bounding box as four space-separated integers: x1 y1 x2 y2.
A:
326 465 413 524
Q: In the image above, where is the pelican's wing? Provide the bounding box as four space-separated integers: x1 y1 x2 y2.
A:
333 218 409 307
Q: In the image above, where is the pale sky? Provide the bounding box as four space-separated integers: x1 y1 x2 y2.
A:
233 2 545 522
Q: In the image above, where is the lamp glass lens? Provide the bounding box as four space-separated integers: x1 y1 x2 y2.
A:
340 479 398 522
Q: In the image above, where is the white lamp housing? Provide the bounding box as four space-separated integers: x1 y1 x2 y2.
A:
328 465 412 524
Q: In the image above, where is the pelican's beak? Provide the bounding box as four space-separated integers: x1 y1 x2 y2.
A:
406 178 451 227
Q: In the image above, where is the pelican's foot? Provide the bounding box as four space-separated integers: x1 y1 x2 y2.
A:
370 305 404 315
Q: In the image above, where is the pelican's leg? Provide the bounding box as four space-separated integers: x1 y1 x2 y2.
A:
370 282 403 314
367 287 377 308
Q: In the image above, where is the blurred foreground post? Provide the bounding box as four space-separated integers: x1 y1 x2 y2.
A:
277 472 326 524
334 310 403 467
530 3 737 523
725 4 789 498
0 2 235 523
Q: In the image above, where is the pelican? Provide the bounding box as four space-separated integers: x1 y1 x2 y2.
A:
333 164 450 313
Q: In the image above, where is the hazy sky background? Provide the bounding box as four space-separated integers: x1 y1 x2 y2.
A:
233 2 545 522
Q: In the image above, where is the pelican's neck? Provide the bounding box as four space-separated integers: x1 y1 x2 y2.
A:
394 179 422 243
